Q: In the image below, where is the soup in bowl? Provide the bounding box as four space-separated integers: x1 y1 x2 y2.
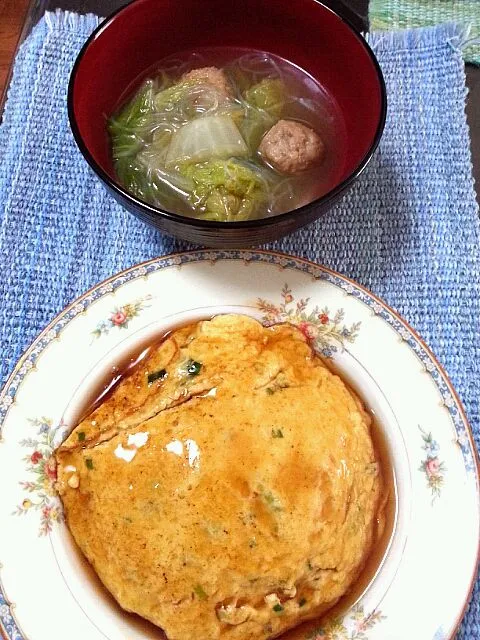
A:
68 0 386 246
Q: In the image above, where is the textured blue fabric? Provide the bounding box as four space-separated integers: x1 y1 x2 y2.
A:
0 13 479 636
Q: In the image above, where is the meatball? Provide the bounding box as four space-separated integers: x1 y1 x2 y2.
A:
181 66 233 99
259 119 325 174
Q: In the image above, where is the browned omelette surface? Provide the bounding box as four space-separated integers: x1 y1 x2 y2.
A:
55 315 383 640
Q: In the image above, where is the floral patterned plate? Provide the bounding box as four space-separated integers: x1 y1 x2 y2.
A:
0 250 478 640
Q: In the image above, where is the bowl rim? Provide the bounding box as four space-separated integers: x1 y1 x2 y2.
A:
67 0 387 229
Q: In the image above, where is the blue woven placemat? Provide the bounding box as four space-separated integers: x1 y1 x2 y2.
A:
0 12 479 637
370 0 480 65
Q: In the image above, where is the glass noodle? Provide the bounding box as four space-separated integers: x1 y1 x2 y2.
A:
109 49 347 221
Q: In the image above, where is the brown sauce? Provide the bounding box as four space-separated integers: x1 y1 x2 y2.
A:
61 318 397 638
73 327 176 425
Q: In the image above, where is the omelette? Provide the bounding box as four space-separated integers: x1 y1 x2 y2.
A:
55 314 384 640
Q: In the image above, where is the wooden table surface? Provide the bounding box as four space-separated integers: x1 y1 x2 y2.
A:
0 0 30 98
0 0 479 200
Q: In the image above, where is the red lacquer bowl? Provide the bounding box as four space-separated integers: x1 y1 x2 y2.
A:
68 0 386 248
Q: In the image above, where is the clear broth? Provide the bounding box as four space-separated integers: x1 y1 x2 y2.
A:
111 47 348 219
